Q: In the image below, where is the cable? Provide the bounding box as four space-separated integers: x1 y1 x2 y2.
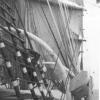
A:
38 2 70 97
40 2 68 68
25 1 55 99
12 1 49 100
58 3 73 67
14 2 33 50
40 0 75 97
62 3 82 72
45 52 60 97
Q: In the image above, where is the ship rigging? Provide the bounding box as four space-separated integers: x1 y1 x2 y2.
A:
0 0 93 100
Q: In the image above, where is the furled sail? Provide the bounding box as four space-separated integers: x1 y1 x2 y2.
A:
17 0 83 73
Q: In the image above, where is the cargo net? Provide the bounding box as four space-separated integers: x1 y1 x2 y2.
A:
0 0 57 100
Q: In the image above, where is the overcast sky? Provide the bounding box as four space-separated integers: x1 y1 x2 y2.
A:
83 0 100 89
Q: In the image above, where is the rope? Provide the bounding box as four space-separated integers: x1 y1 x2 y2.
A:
14 1 33 50
38 0 72 98
45 0 78 72
46 0 69 67
58 2 76 69
0 2 22 99
45 52 60 97
57 3 72 67
39 2 68 67
25 1 56 99
0 1 47 99
59 2 80 72
38 2 69 98
63 3 81 71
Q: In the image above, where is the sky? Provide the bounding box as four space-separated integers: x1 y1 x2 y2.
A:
83 0 100 89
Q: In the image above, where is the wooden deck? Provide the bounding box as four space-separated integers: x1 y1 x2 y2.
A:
0 88 33 100
0 88 61 100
